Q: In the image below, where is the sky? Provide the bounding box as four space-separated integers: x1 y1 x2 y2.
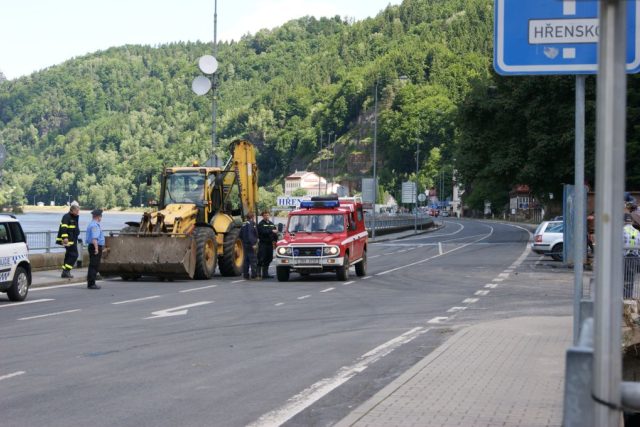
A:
0 0 402 80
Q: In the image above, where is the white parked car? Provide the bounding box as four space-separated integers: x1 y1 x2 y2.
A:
531 220 563 261
0 215 31 301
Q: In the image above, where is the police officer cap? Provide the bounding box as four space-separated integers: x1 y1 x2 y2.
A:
91 208 103 217
70 200 80 208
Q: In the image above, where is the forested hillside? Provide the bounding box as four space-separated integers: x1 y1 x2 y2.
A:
1 0 637 212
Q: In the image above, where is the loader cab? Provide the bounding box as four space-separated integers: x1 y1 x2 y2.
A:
163 171 206 207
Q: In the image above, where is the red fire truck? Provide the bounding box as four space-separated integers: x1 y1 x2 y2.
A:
275 196 368 281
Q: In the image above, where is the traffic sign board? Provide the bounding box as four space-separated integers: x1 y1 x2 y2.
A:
494 0 640 75
402 182 416 204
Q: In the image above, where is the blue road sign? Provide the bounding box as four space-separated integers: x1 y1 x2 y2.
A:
494 0 640 75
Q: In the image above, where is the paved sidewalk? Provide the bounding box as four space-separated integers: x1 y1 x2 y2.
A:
336 316 571 427
31 267 89 288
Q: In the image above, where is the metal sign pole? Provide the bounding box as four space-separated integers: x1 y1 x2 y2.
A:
573 75 586 345
212 0 218 164
594 0 626 423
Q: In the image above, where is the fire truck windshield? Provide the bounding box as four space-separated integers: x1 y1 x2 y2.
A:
288 214 345 233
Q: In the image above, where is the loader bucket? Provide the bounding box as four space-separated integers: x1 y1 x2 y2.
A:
99 235 197 280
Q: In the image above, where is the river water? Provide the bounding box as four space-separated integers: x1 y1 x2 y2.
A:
13 211 143 233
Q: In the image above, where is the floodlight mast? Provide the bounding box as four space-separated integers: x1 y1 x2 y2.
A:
212 0 219 165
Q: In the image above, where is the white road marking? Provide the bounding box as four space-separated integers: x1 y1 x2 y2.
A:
275 302 284 307
485 284 498 289
498 272 509 278
503 269 514 273
0 371 25 382
401 222 465 241
145 301 213 319
447 306 468 313
248 326 429 427
376 227 495 276
0 298 54 308
463 298 479 304
180 284 218 293
493 278 504 282
362 276 372 280
369 255 381 259
232 280 245 284
438 242 443 255
343 281 355 286
112 295 161 305
31 283 87 291
320 287 335 293
475 290 490 296
19 309 81 321
297 295 311 300
428 316 449 324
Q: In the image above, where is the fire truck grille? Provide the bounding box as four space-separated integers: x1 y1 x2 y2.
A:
293 247 323 257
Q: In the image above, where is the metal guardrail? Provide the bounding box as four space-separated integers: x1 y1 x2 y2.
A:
25 230 118 253
624 254 640 299
364 214 435 232
25 217 435 253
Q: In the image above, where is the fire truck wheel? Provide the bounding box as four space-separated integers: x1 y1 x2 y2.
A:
355 250 367 277
336 254 350 281
277 267 290 282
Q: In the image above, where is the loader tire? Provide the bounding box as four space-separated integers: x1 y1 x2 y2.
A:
194 227 217 280
218 226 244 277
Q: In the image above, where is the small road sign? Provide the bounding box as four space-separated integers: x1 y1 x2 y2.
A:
494 0 640 75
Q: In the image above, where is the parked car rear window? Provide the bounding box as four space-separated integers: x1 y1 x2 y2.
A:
547 223 563 233
0 223 10 244
8 222 25 243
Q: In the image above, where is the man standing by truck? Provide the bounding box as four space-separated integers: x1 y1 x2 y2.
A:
257 210 278 279
240 212 259 280
56 201 80 278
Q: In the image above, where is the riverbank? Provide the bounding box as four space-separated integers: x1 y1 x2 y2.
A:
20 205 147 215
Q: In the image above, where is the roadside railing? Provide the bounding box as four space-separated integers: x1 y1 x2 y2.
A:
364 214 435 234
25 230 118 253
625 252 640 299
25 217 435 252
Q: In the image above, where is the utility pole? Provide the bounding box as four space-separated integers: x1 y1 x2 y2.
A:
372 80 379 239
212 0 218 164
318 130 323 196
415 139 420 234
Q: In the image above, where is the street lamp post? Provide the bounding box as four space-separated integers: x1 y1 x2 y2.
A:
372 80 379 239
415 139 420 234
318 130 323 196
332 133 337 194
327 131 333 194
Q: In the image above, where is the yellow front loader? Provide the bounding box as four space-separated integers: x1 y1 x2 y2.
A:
100 139 258 280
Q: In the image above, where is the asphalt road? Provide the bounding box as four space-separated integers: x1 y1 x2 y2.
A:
0 219 573 427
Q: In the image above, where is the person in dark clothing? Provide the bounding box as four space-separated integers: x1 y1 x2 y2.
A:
86 209 105 290
56 201 81 278
257 211 278 279
240 212 258 279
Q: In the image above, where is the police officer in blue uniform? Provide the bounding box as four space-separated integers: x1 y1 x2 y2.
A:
86 209 105 289
56 201 80 278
